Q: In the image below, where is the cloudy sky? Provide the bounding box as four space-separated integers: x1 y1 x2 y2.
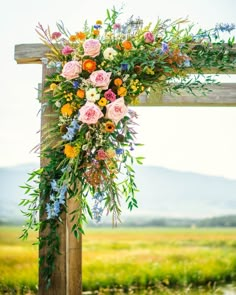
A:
0 0 236 179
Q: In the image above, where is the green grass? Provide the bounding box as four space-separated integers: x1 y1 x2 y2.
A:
0 226 236 294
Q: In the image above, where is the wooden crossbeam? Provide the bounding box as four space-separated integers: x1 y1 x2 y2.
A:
15 43 236 106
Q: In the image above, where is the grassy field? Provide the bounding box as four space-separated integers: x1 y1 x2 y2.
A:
0 226 236 294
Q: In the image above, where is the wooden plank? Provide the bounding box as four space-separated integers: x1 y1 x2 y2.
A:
14 43 50 64
14 43 236 73
39 64 82 295
138 83 236 106
66 196 82 295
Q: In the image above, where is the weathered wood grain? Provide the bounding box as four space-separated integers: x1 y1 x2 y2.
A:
138 83 236 106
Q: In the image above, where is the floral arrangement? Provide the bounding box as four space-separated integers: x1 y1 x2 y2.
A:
20 7 235 285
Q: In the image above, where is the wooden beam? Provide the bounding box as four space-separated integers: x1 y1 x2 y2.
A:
15 43 236 73
14 43 50 64
138 83 236 106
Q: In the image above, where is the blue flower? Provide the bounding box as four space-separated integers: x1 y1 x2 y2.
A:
93 192 104 202
121 63 128 71
46 203 52 219
51 179 59 192
116 148 124 155
73 81 79 89
215 23 236 33
94 24 102 29
54 200 61 216
62 119 80 141
161 42 169 53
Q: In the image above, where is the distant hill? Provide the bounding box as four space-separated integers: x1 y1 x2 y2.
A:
0 163 236 225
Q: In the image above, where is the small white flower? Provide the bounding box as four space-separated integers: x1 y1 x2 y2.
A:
55 101 61 108
103 47 117 60
86 88 100 102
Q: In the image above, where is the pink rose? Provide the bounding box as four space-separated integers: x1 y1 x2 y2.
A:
104 89 116 102
62 45 74 55
89 70 111 90
106 97 128 124
51 32 61 40
96 149 107 160
144 31 154 43
83 39 101 58
78 101 104 124
61 61 82 80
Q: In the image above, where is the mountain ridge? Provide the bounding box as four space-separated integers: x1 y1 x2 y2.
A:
0 163 236 224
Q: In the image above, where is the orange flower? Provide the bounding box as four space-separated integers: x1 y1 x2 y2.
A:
69 35 77 42
83 59 97 73
76 31 86 40
122 40 132 50
61 103 73 116
105 121 115 133
76 89 85 99
117 86 127 97
93 30 100 36
114 78 123 87
64 144 79 158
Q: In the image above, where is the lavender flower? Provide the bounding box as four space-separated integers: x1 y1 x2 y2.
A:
161 42 169 53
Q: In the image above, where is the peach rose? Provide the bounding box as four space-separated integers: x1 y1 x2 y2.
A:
105 97 128 124
83 39 101 58
78 101 104 124
61 60 82 80
89 70 111 90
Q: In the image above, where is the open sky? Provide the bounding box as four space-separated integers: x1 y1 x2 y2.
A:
0 0 236 179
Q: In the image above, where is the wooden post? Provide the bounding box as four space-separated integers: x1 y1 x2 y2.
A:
39 63 82 295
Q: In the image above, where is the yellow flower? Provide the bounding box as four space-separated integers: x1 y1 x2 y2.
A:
131 85 137 91
145 67 155 75
98 97 108 106
61 103 73 116
106 148 116 158
117 87 127 96
50 83 57 91
96 20 102 25
64 144 80 158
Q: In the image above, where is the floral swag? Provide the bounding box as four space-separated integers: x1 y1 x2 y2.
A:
20 7 235 285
